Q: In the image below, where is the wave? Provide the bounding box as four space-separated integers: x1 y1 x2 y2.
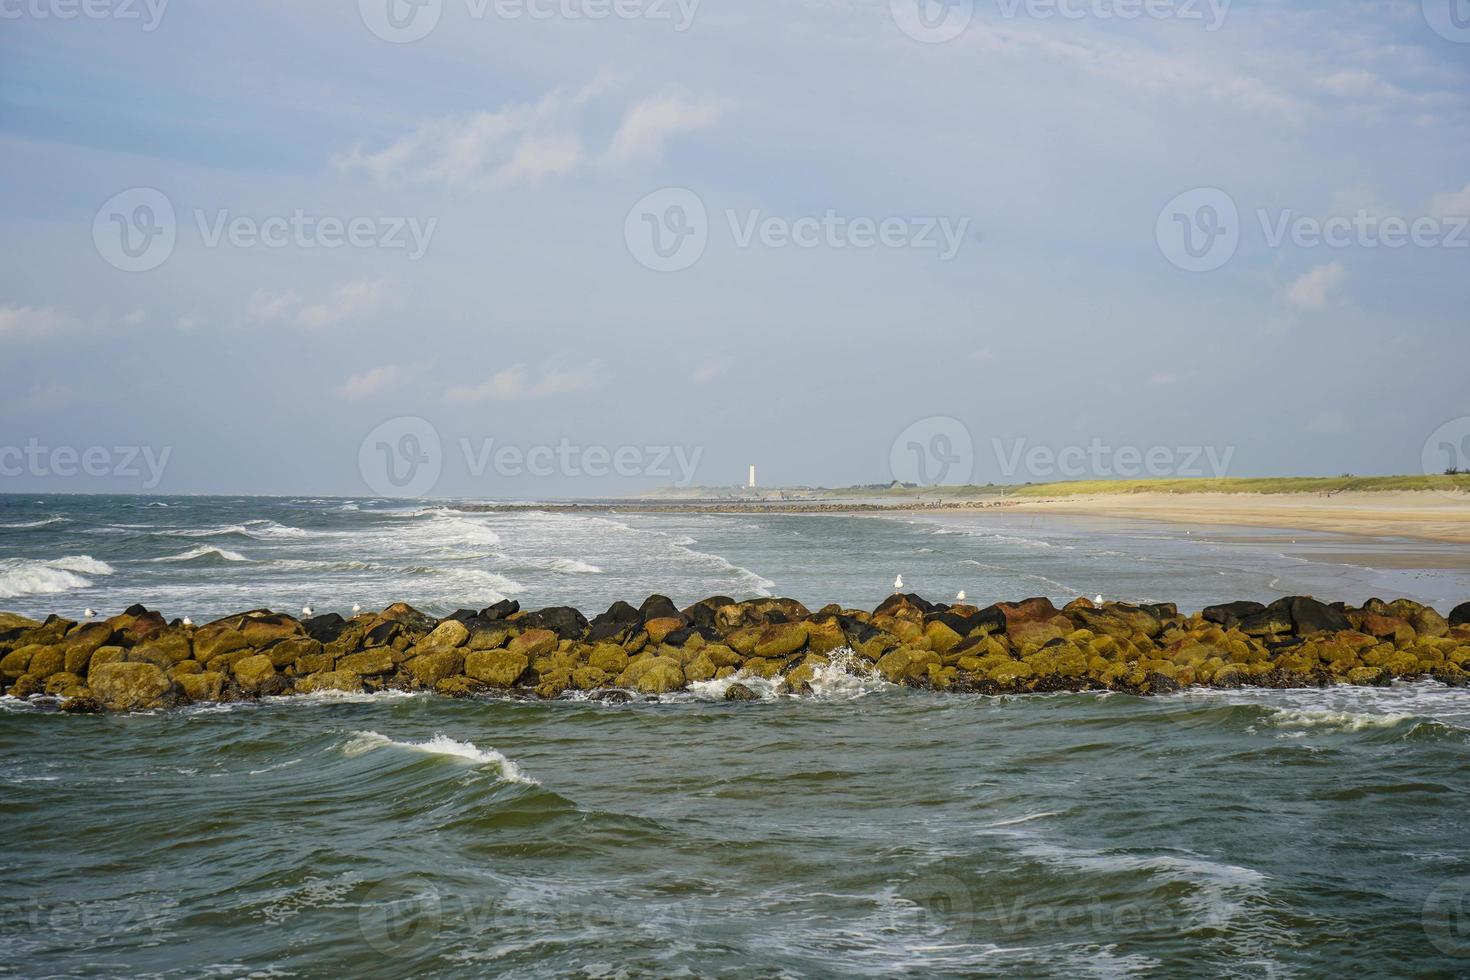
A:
501 555 604 575
685 650 891 702
0 555 115 598
340 731 537 784
162 520 315 541
152 546 250 563
1265 708 1417 734
0 516 66 529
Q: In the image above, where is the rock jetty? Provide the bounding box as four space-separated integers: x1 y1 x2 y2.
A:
3 594 1470 712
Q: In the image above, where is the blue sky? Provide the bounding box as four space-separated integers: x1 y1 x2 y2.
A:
1 0 1468 495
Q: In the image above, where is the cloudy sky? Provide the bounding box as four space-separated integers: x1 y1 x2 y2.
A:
1 0 1467 496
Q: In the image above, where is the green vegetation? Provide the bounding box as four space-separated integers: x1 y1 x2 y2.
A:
1002 475 1470 497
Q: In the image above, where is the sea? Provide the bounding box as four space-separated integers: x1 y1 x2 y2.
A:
3 494 1470 977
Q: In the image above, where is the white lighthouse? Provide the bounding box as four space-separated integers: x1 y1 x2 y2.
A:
747 465 757 489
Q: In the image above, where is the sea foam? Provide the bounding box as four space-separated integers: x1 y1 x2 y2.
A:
341 731 538 784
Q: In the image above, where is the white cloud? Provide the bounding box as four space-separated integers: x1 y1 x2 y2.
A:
337 361 431 401
1429 181 1470 218
0 305 75 340
1286 261 1346 309
1316 69 1397 100
444 362 605 405
250 280 392 329
338 81 718 188
607 95 721 162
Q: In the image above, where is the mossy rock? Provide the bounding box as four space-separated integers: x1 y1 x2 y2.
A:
0 644 43 681
435 675 487 698
464 650 530 688
633 656 685 694
194 627 250 664
804 618 847 655
643 617 686 644
507 629 559 660
42 671 86 697
88 662 173 711
406 649 464 688
924 620 965 654
176 671 225 701
1346 666 1388 686
296 670 364 694
25 646 66 679
336 649 395 677
233 655 279 694
987 661 1035 687
465 625 513 651
264 637 321 669
572 666 609 690
684 652 718 683
423 620 471 649
587 643 629 674
168 661 203 678
702 644 743 669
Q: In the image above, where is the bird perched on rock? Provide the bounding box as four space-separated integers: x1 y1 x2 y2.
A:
182 616 193 627
352 603 362 615
956 590 967 602
302 605 314 617
83 608 95 619
893 575 904 593
1094 595 1104 605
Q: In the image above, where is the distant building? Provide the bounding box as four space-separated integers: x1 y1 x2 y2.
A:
748 465 757 489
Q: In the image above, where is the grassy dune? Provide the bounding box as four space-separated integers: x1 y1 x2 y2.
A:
1002 475 1470 497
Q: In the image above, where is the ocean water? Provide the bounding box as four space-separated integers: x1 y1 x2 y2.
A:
4 495 1470 977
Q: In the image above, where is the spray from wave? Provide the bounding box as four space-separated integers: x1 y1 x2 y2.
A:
340 731 537 784
0 556 115 598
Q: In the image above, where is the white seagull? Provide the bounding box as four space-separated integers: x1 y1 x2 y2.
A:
83 608 95 619
352 603 362 615
956 590 967 602
1094 594 1104 605
182 616 193 627
893 575 904 593
302 605 314 617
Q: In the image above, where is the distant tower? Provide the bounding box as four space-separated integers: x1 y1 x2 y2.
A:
748 465 757 489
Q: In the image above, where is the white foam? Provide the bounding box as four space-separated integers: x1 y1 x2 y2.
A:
340 730 537 784
0 516 66 529
1265 708 1415 733
152 546 250 563
0 555 115 598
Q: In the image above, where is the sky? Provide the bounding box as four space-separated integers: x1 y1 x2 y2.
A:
1 0 1468 497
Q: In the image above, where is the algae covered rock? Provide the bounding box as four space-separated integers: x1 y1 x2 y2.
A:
176 671 226 701
507 629 559 660
297 670 364 694
336 649 395 677
233 655 280 695
465 650 530 687
632 656 685 695
88 662 174 711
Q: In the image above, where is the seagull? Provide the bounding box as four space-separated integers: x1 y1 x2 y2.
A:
182 616 193 627
83 608 95 619
352 603 362 615
893 575 904 593
302 605 314 617
956 590 967 602
1094 594 1104 605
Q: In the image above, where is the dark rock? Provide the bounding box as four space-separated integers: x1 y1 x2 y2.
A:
366 620 401 647
1287 597 1351 635
445 609 481 623
517 606 589 640
1237 608 1293 637
874 593 935 617
302 613 347 643
590 689 633 704
1202 601 1266 628
481 599 520 621
639 595 681 622
724 682 761 702
683 596 734 629
585 621 632 644
593 600 642 628
1449 601 1470 627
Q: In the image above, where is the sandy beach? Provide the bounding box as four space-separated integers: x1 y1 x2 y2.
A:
1001 490 1470 545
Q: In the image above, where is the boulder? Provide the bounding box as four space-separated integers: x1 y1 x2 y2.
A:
588 644 630 674
464 650 529 687
407 649 464 688
1286 597 1351 636
1449 601 1470 627
753 622 808 659
302 613 348 643
422 620 471 649
507 629 558 660
233 655 279 694
176 671 225 701
517 606 589 640
644 617 688 644
88 662 173 711
638 594 682 622
632 656 685 695
724 682 761 702
297 671 364 694
336 649 395 677
1202 601 1266 629
480 599 521 620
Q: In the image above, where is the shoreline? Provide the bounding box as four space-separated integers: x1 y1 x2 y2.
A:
4 592 1469 713
457 489 1470 545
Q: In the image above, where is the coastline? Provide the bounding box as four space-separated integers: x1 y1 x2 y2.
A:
457 489 1470 545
